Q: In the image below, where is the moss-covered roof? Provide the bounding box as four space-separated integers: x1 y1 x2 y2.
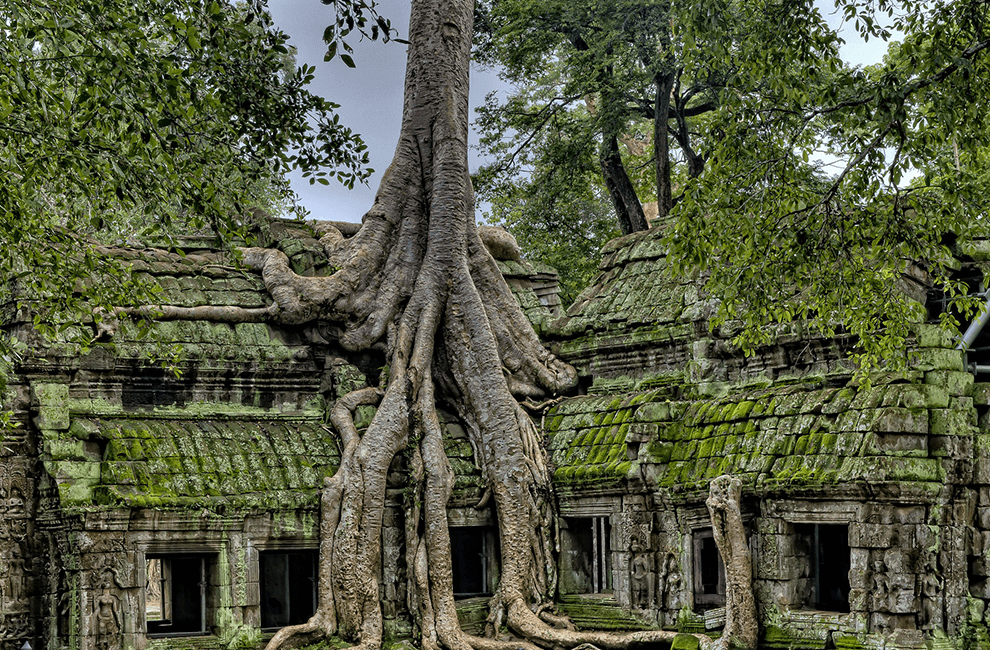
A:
647 381 951 495
497 258 560 335
554 229 694 340
547 392 656 492
43 415 340 510
14 219 558 364
548 229 715 390
549 226 858 392
547 370 974 497
40 404 488 513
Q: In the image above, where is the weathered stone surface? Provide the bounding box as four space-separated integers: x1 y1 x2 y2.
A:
8 221 990 650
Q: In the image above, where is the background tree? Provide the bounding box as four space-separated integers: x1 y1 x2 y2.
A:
476 0 990 363
668 0 990 368
473 99 620 305
473 0 842 236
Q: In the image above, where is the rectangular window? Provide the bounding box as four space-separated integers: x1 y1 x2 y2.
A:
450 527 499 598
693 528 725 609
146 555 208 636
559 517 612 594
794 523 850 612
260 551 318 630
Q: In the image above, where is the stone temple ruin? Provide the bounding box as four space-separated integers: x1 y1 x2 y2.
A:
3 220 990 650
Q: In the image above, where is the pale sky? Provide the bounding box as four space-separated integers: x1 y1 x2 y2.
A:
268 0 505 223
268 0 896 223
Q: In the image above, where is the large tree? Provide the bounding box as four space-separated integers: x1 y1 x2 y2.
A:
131 0 758 649
473 0 842 233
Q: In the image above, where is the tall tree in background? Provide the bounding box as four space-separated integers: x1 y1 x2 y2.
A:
473 0 842 236
669 0 990 366
476 0 990 364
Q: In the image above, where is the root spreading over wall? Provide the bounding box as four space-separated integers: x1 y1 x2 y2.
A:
131 1 758 648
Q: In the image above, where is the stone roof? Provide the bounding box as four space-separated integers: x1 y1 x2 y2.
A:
546 349 983 500
554 229 688 340
43 414 339 510
39 401 486 512
497 258 562 335
545 225 987 499
547 393 648 494
551 227 856 392
8 220 559 369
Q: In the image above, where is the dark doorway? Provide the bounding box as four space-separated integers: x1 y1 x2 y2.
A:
795 523 850 612
450 527 497 597
260 551 318 629
559 517 612 594
146 555 208 635
693 528 725 609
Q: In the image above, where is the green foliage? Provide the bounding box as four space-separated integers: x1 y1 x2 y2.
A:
667 0 990 368
473 0 841 296
0 335 27 430
475 95 619 305
0 0 388 382
480 0 990 368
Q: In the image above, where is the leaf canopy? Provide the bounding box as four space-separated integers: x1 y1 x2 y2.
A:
0 0 389 406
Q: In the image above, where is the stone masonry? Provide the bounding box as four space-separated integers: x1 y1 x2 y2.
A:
3 220 990 650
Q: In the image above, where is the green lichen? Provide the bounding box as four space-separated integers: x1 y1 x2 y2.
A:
556 595 655 631
761 625 829 650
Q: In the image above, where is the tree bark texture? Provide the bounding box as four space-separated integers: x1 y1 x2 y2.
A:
706 476 758 650
130 1 757 648
600 134 649 234
654 71 676 221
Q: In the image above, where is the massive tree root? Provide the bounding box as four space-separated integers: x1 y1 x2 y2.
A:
706 476 758 650
127 0 759 649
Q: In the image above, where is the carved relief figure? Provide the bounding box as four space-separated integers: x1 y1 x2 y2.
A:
630 547 652 608
920 553 943 630
657 552 682 611
94 571 122 650
7 485 26 516
870 558 890 612
1 545 28 611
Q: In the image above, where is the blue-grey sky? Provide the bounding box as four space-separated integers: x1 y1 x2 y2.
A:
268 0 505 223
268 0 895 223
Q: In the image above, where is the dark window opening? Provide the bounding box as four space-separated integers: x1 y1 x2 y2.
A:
450 527 498 597
693 529 725 609
260 551 318 630
794 524 850 612
146 555 208 636
559 517 612 594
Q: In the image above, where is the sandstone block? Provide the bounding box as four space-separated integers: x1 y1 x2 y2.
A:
931 408 977 436
924 370 974 396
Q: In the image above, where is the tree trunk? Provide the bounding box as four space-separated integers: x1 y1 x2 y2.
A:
600 134 649 234
673 100 705 180
131 1 758 648
707 476 758 650
654 70 676 222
